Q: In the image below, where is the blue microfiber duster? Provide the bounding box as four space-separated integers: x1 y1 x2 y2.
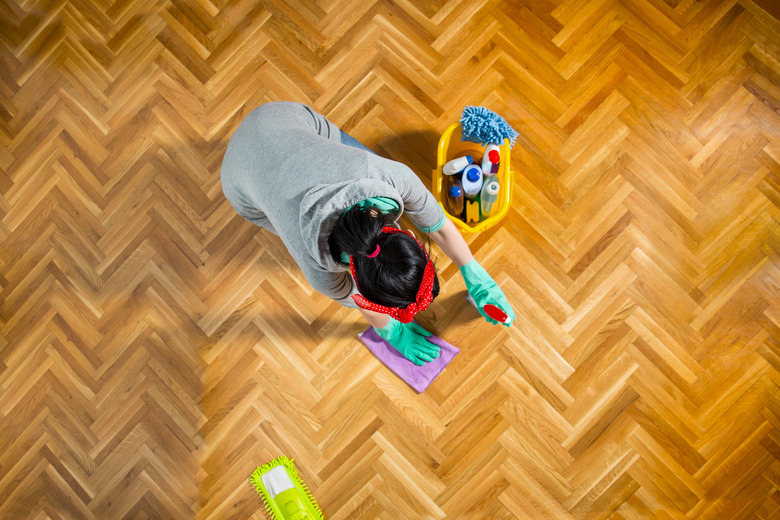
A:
459 106 519 148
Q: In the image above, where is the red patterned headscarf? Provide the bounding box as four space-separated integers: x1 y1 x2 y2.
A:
349 226 435 323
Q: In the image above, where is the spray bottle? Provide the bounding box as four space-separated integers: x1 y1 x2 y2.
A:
442 155 472 175
466 295 512 324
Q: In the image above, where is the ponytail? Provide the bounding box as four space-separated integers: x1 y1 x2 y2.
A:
329 206 439 308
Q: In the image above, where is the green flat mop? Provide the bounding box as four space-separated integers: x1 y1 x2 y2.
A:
250 456 324 520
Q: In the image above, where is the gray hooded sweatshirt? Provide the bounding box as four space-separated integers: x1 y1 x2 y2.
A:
220 102 445 307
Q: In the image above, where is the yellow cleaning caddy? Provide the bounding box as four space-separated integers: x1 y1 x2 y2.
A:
432 122 513 233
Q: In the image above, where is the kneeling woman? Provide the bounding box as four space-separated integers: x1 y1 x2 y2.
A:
221 101 514 365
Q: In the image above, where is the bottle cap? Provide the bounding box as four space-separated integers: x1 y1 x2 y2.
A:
488 150 500 163
449 186 462 197
466 166 481 182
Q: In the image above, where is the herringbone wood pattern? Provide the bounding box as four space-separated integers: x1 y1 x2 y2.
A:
1 0 779 518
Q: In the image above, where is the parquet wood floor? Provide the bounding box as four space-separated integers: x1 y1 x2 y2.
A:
1 0 779 518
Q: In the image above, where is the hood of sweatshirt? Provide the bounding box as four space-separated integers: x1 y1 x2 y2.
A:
298 178 405 272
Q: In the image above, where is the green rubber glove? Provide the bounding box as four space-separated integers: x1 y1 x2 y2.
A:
459 259 515 327
375 318 441 366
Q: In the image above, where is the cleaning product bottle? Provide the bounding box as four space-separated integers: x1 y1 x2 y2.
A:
480 179 500 218
466 295 512 324
481 143 500 175
461 164 483 200
444 175 464 218
442 155 472 175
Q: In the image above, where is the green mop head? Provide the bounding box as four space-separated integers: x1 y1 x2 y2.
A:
459 105 518 148
250 456 325 520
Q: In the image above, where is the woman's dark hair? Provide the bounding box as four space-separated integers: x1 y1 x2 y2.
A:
328 206 439 308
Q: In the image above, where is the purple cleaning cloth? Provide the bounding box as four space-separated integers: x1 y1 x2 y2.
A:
358 326 459 393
